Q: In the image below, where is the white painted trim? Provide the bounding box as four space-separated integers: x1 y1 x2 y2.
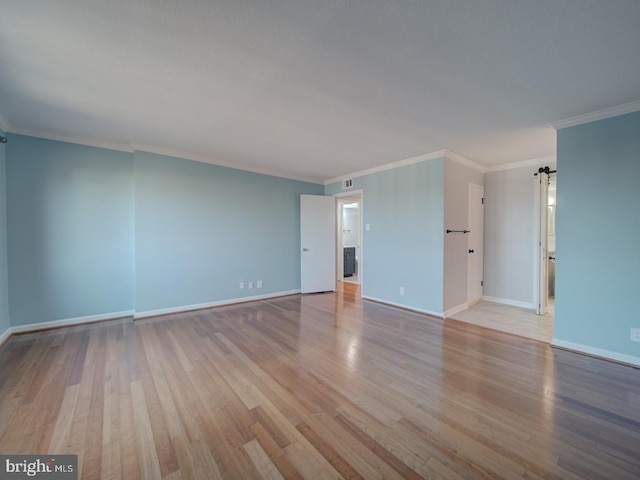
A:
444 302 469 318
134 290 300 319
132 144 318 184
550 100 640 130
362 295 443 319
6 128 133 152
3 129 321 184
485 155 557 173
482 296 535 310
551 338 640 368
0 326 11 346
334 190 364 290
324 150 447 186
0 112 9 131
333 189 364 200
8 310 135 336
445 151 487 173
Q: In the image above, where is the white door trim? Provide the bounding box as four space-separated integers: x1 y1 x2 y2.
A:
334 190 364 291
534 173 549 315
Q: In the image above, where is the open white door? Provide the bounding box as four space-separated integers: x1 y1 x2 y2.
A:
467 184 484 303
535 173 549 315
301 195 336 293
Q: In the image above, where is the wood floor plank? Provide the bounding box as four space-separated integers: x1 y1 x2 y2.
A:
250 421 303 480
0 291 639 479
244 439 285 480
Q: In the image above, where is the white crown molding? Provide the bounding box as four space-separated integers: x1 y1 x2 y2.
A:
7 127 133 152
485 155 557 173
2 127 320 183
131 143 318 184
0 112 9 131
550 100 640 130
445 151 487 173
324 150 447 185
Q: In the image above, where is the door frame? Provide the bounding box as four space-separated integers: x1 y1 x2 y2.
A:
534 171 550 315
334 190 363 292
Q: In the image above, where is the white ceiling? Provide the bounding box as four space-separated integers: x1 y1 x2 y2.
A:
1 1 639 183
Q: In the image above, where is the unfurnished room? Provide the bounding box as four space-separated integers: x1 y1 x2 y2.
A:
0 1 639 479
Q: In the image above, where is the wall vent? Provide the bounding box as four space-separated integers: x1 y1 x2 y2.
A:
343 178 353 189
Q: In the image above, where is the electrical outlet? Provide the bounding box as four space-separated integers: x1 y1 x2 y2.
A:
366 224 371 231
257 280 262 288
239 281 244 289
631 328 640 342
248 281 253 289
399 287 405 295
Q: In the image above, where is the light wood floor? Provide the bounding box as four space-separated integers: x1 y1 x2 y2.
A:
1 290 639 479
449 300 554 343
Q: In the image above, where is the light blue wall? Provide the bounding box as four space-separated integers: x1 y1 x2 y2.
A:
134 151 322 313
0 130 9 334
326 158 445 314
6 135 135 326
555 111 640 358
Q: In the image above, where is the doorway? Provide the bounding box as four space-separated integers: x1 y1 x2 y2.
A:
535 167 556 317
547 177 556 315
336 192 363 291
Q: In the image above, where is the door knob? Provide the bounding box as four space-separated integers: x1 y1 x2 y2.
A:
302 248 309 252
468 249 474 253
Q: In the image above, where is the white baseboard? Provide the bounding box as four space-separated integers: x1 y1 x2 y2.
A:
0 325 11 346
6 310 135 338
134 290 300 319
362 296 443 319
444 302 469 318
482 296 535 310
551 338 640 368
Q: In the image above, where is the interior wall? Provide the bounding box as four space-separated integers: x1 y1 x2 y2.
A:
443 158 484 312
0 130 9 335
326 158 445 315
134 151 322 315
555 111 640 361
3 135 323 325
6 135 135 326
483 160 555 307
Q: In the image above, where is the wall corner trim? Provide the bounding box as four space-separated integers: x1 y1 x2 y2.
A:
133 290 300 319
549 100 640 130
